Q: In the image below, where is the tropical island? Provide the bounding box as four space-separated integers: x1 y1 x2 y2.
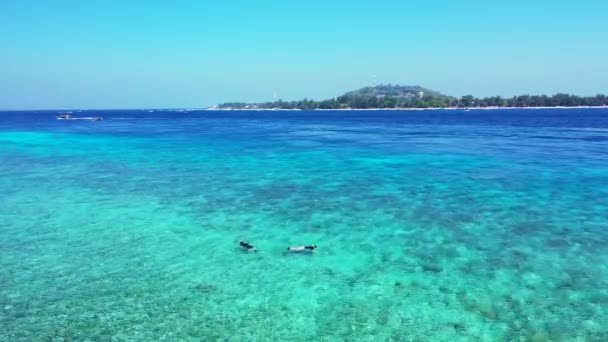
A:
215 85 608 110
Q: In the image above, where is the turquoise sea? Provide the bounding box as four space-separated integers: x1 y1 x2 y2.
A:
1 109 608 341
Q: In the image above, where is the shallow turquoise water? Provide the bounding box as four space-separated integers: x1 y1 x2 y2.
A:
1 110 608 341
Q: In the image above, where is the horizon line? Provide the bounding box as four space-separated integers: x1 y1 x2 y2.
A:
1 87 607 111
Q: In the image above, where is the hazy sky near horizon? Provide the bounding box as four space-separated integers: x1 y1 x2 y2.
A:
1 0 607 109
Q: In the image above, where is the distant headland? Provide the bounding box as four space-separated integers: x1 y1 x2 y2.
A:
214 85 608 110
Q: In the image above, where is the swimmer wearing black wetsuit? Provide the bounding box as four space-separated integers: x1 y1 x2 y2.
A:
240 241 257 252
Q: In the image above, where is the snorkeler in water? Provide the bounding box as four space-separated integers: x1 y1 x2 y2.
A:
287 245 318 253
240 241 257 252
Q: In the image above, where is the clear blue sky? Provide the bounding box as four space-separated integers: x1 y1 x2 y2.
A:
1 0 607 109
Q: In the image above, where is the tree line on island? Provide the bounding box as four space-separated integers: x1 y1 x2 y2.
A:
217 85 608 110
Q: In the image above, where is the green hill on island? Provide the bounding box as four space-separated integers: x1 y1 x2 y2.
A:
337 85 453 109
343 85 450 100
217 85 607 109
